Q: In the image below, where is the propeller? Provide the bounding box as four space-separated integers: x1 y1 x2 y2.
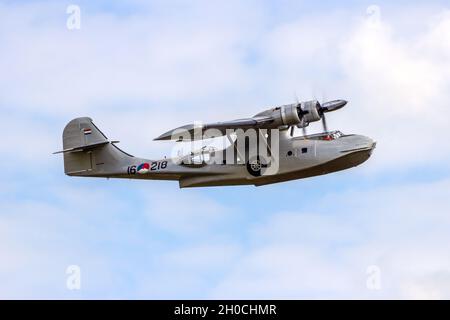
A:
321 113 328 133
295 98 309 137
317 102 328 133
320 94 328 133
293 92 307 137
317 99 347 133
295 98 347 135
294 93 300 137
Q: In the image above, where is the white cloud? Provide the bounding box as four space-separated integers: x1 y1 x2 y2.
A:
0 195 121 298
337 12 450 169
0 179 240 298
211 178 450 299
251 7 450 171
141 188 232 236
0 1 261 113
2 2 449 170
1 1 450 300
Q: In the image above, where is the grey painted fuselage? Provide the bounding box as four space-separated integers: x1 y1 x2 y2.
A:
60 117 376 188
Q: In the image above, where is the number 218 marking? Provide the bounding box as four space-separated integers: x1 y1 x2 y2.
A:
127 161 167 175
151 161 167 170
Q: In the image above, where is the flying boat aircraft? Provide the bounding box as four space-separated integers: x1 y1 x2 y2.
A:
55 99 376 187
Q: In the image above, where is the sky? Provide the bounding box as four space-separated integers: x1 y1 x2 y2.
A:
1 0 450 299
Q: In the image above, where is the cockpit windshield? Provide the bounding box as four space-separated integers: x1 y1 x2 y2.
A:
296 130 344 141
330 131 343 139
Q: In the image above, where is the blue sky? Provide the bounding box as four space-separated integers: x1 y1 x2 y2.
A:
1 0 450 299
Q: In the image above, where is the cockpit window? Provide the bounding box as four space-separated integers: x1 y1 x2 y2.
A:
295 130 343 141
332 131 343 139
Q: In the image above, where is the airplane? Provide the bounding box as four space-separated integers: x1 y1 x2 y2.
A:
54 99 376 188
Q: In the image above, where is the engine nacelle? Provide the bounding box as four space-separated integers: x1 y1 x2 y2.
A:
254 99 328 129
300 100 321 123
280 104 301 126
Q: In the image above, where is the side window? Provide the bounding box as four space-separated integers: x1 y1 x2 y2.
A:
295 147 308 157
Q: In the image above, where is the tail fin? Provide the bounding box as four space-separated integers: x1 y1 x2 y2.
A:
56 117 133 176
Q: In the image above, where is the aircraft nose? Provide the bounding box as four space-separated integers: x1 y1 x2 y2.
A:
361 135 375 146
358 136 376 155
340 135 376 155
366 137 377 155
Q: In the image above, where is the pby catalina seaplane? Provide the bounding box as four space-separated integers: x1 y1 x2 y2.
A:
55 99 376 188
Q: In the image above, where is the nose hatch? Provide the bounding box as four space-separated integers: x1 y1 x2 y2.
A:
368 140 377 155
339 135 376 154
357 136 375 148
361 137 377 156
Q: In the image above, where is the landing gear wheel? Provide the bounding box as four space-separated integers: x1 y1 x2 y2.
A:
251 160 261 171
247 157 263 177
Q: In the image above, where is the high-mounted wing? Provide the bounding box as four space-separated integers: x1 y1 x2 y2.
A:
154 116 274 141
154 99 347 141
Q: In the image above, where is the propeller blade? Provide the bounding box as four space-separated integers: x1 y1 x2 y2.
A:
322 114 328 133
302 126 307 137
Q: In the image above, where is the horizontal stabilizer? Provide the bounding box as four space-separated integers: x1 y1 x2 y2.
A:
53 141 110 154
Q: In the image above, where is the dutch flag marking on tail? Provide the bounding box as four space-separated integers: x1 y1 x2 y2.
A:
83 128 92 135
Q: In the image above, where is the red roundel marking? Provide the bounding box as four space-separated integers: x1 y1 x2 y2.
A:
137 163 150 172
